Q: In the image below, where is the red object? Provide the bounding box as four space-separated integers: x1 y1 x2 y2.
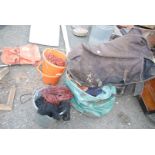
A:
1 44 41 65
41 86 73 105
45 52 65 67
42 48 67 77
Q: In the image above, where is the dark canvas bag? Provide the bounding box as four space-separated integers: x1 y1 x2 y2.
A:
68 29 155 95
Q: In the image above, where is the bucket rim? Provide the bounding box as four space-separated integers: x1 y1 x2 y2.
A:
43 48 67 69
33 88 54 119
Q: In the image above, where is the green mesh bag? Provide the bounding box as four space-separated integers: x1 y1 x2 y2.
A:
65 77 116 117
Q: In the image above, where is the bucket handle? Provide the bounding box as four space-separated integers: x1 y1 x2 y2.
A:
36 61 62 77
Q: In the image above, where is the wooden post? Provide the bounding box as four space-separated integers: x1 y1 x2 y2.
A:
0 85 16 111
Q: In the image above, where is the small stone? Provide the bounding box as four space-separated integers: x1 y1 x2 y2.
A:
73 27 88 37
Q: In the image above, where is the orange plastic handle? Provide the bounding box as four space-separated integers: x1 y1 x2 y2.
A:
36 61 62 77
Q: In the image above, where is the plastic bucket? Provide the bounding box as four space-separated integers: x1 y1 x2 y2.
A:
89 25 114 45
42 48 67 76
37 62 62 85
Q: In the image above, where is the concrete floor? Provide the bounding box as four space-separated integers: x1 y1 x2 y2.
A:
0 25 155 129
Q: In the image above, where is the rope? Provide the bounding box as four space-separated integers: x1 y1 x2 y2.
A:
41 86 73 105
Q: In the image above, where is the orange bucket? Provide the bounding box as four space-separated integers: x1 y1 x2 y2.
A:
37 62 62 85
42 48 67 76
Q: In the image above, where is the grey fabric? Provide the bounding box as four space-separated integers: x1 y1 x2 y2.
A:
134 82 144 96
68 28 155 95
